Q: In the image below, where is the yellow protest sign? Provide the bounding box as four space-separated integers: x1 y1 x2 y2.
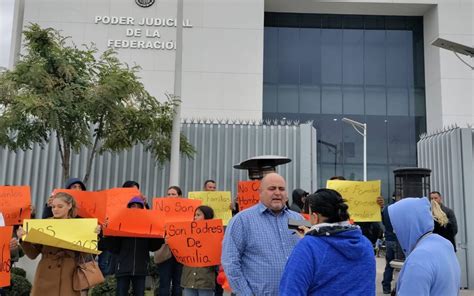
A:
188 191 232 225
23 219 100 254
326 180 382 222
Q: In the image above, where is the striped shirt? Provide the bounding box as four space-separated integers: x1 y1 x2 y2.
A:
221 202 303 295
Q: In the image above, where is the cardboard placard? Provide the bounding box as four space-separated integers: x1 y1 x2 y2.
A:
188 192 232 225
0 186 31 225
104 209 165 238
152 198 202 222
166 219 224 267
23 219 100 254
53 189 106 222
0 226 13 287
326 180 382 222
237 181 260 211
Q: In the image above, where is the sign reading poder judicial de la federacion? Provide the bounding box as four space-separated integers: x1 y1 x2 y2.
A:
94 16 193 50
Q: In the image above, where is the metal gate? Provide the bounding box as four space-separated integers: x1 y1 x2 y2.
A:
0 120 317 213
418 127 474 288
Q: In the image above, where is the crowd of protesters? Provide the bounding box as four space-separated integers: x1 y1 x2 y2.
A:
4 172 462 296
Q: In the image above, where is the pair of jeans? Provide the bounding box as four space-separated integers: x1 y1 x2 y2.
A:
382 240 398 293
156 257 183 296
98 250 116 276
116 275 146 296
183 288 214 296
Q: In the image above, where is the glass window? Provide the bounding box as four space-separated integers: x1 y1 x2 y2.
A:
264 28 278 84
278 28 300 84
366 116 388 164
299 28 321 85
387 116 415 164
321 29 342 84
387 87 409 116
322 86 342 114
365 87 386 115
343 29 364 86
263 85 277 112
299 86 321 114
364 30 386 86
386 31 410 87
277 85 299 113
343 86 364 115
263 13 425 190
342 115 365 164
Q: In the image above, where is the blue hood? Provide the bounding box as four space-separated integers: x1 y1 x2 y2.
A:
309 226 369 260
388 197 433 256
65 178 86 190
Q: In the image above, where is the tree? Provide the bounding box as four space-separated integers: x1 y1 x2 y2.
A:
0 24 194 184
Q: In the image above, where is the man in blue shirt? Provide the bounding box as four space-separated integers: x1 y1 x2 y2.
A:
221 173 302 295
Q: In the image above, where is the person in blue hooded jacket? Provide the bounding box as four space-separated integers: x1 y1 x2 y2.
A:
388 197 460 296
42 177 86 218
280 188 375 296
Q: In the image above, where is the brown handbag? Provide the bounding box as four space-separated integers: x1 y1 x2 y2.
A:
73 254 105 291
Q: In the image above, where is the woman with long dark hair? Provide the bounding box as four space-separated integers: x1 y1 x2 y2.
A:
280 188 375 295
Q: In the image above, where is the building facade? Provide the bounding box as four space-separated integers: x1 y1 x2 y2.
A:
6 0 474 196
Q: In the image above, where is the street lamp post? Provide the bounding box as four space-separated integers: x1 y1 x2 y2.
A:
169 0 184 187
342 117 367 181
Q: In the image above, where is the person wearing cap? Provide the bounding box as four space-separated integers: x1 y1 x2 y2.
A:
42 177 86 219
102 197 163 296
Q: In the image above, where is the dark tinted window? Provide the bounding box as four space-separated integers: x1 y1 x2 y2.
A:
263 13 426 198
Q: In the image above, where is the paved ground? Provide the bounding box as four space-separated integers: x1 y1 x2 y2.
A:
17 253 474 295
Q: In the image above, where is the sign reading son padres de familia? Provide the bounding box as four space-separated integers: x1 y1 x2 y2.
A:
94 16 193 50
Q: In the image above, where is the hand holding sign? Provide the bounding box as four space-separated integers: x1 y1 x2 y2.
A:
166 219 224 267
326 180 382 222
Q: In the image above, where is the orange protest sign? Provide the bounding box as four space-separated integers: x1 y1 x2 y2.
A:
53 189 106 222
104 209 165 238
0 226 13 287
0 186 31 225
105 188 141 210
53 188 141 223
152 198 202 222
166 219 224 267
237 181 260 211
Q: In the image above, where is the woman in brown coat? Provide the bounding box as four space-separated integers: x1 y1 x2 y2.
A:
18 192 83 296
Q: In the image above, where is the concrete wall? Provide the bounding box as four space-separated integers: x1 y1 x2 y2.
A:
22 0 264 121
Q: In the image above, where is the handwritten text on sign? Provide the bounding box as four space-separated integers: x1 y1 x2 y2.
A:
237 181 260 211
153 198 202 222
0 186 31 225
188 192 232 225
326 180 382 222
23 219 100 253
0 226 13 287
166 219 224 267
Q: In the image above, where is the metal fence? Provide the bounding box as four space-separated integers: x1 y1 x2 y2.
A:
417 127 474 288
0 120 317 215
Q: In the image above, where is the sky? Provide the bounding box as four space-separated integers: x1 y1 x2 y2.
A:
1 0 15 69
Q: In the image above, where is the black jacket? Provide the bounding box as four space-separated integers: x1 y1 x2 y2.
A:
433 204 458 252
104 236 163 277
